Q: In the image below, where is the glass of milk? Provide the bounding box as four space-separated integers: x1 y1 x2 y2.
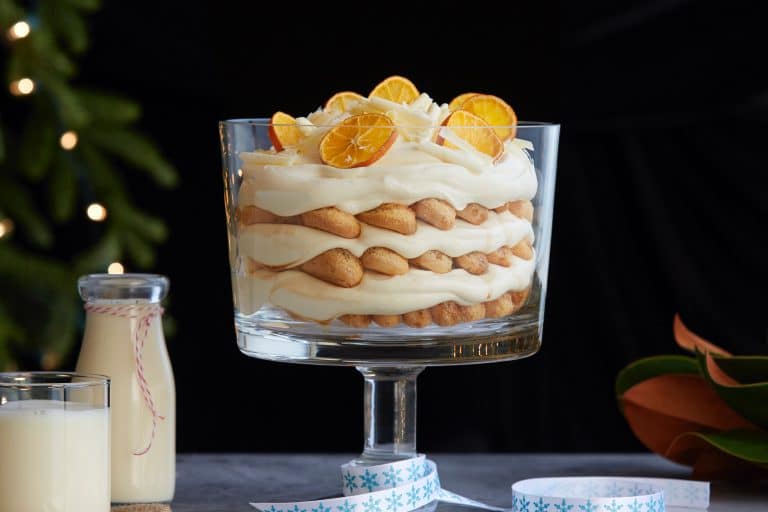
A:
0 372 110 512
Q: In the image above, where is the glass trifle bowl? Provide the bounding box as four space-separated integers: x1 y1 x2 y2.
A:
220 77 558 463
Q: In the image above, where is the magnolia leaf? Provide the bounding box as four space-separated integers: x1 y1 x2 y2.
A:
49 153 78 222
699 352 768 429
673 314 731 356
713 355 768 384
668 430 768 465
78 90 141 124
0 179 53 248
19 110 57 181
86 128 177 187
616 355 700 397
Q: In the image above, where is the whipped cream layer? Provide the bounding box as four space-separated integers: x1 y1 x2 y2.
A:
235 259 535 319
238 138 536 216
240 210 533 268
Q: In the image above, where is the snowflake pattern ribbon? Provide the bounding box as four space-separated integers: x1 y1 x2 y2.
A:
250 457 709 512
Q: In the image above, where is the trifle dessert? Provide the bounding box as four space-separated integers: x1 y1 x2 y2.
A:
231 76 537 328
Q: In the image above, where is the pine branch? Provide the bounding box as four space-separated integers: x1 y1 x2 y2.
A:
0 177 53 247
19 102 57 181
86 127 178 187
79 89 141 124
48 151 78 222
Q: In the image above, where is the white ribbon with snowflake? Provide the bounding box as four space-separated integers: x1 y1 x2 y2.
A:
250 456 709 512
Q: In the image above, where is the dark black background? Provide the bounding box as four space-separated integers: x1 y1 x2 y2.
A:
74 0 767 453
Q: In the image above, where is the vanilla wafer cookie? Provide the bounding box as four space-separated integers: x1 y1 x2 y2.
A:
410 250 452 273
301 207 361 238
456 203 489 225
301 248 363 287
356 203 416 234
413 198 456 230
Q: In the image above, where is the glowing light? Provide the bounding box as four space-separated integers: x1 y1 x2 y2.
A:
237 168 243 177
107 262 124 275
86 203 107 221
59 131 78 150
9 78 34 96
7 21 30 40
0 219 13 239
0 396 6 405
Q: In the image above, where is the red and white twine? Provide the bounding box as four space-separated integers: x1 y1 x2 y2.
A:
84 302 166 456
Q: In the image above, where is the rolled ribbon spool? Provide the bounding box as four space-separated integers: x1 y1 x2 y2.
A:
251 455 709 512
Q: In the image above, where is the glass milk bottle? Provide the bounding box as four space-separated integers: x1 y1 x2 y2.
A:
76 274 176 504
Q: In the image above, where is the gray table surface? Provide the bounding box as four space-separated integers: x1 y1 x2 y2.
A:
173 454 767 512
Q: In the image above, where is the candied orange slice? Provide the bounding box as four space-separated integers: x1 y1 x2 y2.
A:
268 111 303 151
325 91 365 112
448 92 479 111
438 110 504 161
460 94 517 140
369 75 419 104
319 113 398 168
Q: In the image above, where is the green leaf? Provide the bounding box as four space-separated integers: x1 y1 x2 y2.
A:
672 430 768 465
699 352 768 430
0 178 53 247
78 90 141 124
19 110 57 181
616 355 700 397
74 230 121 274
86 128 177 187
49 153 78 222
713 356 768 385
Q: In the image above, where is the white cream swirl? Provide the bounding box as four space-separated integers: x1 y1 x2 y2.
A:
235 259 535 319
238 138 536 216
240 211 533 268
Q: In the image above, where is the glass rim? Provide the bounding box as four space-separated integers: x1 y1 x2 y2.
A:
220 118 560 129
0 371 110 389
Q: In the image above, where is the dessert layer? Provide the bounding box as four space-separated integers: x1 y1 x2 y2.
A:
238 138 536 217
239 210 534 268
235 257 535 320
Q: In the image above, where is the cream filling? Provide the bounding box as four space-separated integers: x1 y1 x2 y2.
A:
235 258 535 319
239 211 534 268
238 139 537 216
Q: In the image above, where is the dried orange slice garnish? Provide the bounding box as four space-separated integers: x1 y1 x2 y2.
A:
325 91 365 112
268 111 303 151
438 110 504 161
319 113 398 169
460 94 517 140
448 92 479 111
369 75 419 104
